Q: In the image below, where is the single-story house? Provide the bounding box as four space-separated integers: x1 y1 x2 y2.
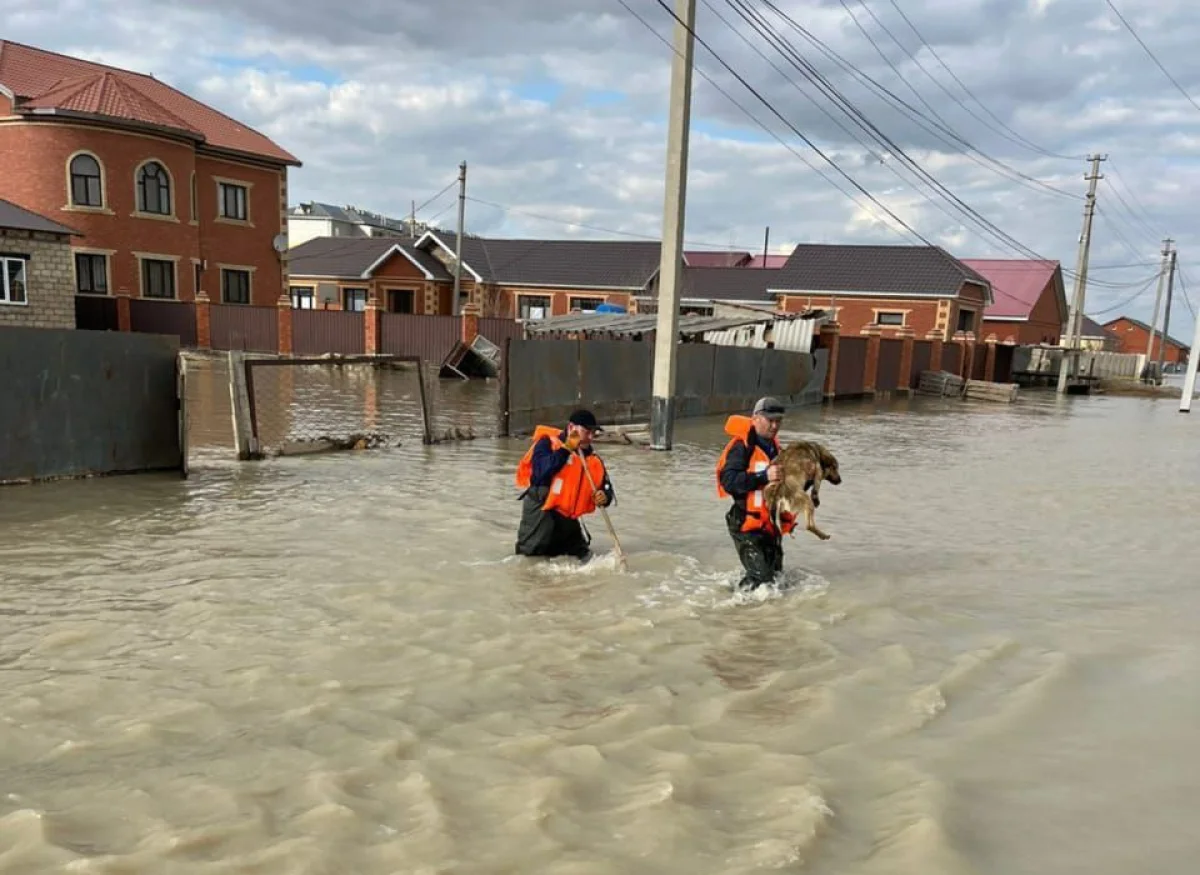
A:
635 265 777 315
1069 315 1121 351
0 197 77 330
286 237 456 313
767 243 994 339
964 258 1068 346
411 231 663 318
1102 315 1190 365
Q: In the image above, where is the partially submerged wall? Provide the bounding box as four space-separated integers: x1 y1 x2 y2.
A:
0 326 182 484
502 337 820 435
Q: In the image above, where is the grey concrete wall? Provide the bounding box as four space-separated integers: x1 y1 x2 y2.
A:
504 337 821 434
0 229 75 330
0 326 182 484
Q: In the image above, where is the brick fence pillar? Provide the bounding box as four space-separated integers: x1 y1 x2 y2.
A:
116 287 132 332
819 322 841 401
861 324 882 395
927 331 945 373
984 338 998 382
277 294 293 356
897 326 915 393
195 291 212 349
364 292 381 355
462 303 480 345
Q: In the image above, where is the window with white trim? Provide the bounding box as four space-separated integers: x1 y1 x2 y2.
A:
219 182 248 221
956 308 975 333
75 253 108 294
343 287 368 311
570 296 604 312
518 295 550 320
875 311 904 326
141 259 175 299
0 256 28 304
69 154 103 207
290 286 315 309
221 268 251 304
137 161 171 215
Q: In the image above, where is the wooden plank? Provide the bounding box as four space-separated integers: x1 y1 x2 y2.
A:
964 379 1020 403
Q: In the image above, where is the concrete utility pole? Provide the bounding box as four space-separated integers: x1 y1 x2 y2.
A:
1058 154 1105 394
1143 239 1173 382
453 160 467 317
650 0 697 451
1179 300 1199 413
1155 246 1178 379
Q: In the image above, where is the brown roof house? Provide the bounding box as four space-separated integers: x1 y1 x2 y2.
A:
767 243 994 340
286 237 454 313
636 265 778 316
0 197 79 330
411 231 664 319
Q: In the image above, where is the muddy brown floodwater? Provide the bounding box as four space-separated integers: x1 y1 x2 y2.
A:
2 357 1199 874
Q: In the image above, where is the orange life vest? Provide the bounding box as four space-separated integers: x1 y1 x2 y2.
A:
716 415 796 536
515 425 607 520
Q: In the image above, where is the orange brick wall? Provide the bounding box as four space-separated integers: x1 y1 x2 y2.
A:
780 294 945 337
1105 317 1189 364
0 119 286 306
502 287 633 318
982 279 1064 345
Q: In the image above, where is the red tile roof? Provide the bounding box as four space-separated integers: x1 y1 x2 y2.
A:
962 258 1061 320
0 40 299 166
746 254 787 269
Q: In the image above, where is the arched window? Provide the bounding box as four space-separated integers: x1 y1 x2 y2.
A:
137 161 171 215
69 154 103 207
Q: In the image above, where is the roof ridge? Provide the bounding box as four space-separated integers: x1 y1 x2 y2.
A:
0 39 161 90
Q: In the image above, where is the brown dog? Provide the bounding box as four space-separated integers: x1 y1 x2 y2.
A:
762 440 842 540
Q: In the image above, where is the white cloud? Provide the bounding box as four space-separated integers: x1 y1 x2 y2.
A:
3 0 1200 337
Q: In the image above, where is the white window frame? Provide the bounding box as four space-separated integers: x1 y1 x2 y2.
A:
0 255 29 306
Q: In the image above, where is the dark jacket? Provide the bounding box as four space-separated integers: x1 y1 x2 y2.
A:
719 428 778 501
528 431 616 505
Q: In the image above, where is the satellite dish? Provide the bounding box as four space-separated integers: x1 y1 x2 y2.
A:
272 233 288 253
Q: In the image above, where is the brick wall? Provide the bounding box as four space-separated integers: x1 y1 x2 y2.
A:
0 228 74 329
0 119 288 306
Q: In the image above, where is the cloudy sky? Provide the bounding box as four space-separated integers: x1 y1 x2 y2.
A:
7 0 1199 339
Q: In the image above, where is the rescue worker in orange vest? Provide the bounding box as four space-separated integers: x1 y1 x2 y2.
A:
514 409 616 560
716 396 794 591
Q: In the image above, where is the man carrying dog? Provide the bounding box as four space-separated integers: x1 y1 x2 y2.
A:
716 396 795 590
514 409 616 561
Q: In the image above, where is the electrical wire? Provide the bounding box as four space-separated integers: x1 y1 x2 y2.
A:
1105 0 1200 115
612 0 929 244
1087 274 1160 316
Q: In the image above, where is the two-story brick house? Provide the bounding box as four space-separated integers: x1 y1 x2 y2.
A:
0 40 300 309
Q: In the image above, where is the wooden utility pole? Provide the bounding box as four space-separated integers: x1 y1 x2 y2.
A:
762 226 770 267
453 160 467 317
650 0 696 451
1058 154 1105 394
1155 247 1178 379
1143 239 1173 381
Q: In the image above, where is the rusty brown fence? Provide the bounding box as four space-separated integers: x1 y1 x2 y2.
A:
129 299 197 346
877 338 903 391
941 342 962 375
835 337 868 396
211 304 278 353
380 313 459 363
994 344 1015 383
293 310 364 356
911 341 933 387
75 295 118 332
479 317 524 350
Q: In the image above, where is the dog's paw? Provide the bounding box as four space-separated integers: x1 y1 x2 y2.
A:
818 532 831 541
811 495 820 508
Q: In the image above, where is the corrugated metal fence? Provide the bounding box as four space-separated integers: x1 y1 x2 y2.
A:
380 313 458 363
211 304 278 353
294 310 364 356
129 299 197 347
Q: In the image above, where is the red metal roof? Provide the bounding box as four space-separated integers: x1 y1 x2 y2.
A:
0 40 299 165
684 250 751 268
963 258 1060 319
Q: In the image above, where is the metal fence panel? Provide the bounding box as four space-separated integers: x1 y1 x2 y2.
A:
211 304 278 353
130 298 197 346
0 326 180 483
75 295 118 332
380 313 459 363
877 339 903 391
293 310 364 355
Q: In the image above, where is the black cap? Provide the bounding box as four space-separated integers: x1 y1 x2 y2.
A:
568 409 602 432
753 396 786 419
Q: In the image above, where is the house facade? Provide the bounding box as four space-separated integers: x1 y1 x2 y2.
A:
0 198 77 329
635 265 777 315
964 258 1068 345
0 40 300 310
1102 315 1190 364
1070 315 1120 351
768 244 993 339
286 236 456 313
411 231 662 319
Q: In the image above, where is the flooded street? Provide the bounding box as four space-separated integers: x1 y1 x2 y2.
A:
3 360 1199 874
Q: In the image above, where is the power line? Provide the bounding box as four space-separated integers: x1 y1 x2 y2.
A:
1105 0 1200 115
707 0 1080 265
612 0 927 243
1103 161 1169 243
1087 274 1160 316
413 179 459 215
886 0 1084 160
